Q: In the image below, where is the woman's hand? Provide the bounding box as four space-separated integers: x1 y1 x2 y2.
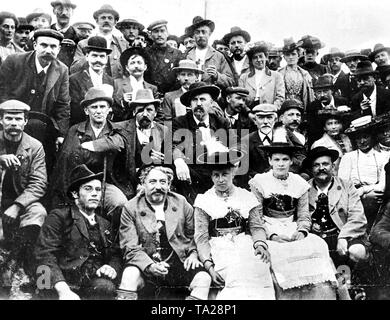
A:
208 267 225 288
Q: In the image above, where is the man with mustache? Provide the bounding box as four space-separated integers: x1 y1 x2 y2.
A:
69 36 114 126
305 146 369 269
72 22 95 41
13 17 34 52
222 27 251 85
0 100 47 299
35 164 122 300
116 19 144 48
351 61 390 118
117 164 211 300
50 0 79 68
144 20 184 94
0 29 70 173
71 4 128 79
186 16 234 90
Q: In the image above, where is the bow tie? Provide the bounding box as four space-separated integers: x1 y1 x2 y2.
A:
197 122 207 128
263 135 272 144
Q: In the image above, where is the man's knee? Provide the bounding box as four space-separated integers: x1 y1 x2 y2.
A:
349 244 369 262
104 184 127 215
83 277 117 300
20 202 47 228
190 271 212 290
119 266 144 291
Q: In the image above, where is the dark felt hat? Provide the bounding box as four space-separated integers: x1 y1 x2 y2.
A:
353 61 378 77
67 164 103 198
278 99 304 115
226 86 249 97
16 17 34 32
297 35 325 50
129 89 160 109
369 43 390 62
186 16 215 37
33 29 64 42
116 18 144 31
303 146 339 169
312 74 334 90
93 4 119 21
180 82 220 107
261 142 302 156
80 87 113 109
120 47 149 69
222 26 251 44
84 36 112 54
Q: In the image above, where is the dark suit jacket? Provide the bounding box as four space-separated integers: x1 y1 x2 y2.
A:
333 71 352 102
0 51 70 136
34 205 122 288
69 69 113 126
351 86 390 117
161 88 186 121
51 24 79 68
248 130 271 179
119 191 196 272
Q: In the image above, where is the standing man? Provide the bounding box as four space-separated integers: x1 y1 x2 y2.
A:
0 29 70 171
297 35 327 81
35 164 122 300
0 100 47 294
222 26 251 84
115 18 144 47
13 17 34 52
69 36 113 125
144 20 184 94
72 4 128 79
267 47 283 71
50 0 79 68
72 22 95 41
186 16 234 90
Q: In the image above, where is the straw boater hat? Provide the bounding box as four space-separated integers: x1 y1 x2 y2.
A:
186 16 215 37
172 59 204 74
368 43 390 62
222 26 251 44
67 164 103 198
340 49 369 63
322 47 345 64
180 82 220 107
344 115 382 136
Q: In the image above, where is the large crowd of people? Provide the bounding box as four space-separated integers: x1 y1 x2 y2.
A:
1 0 390 300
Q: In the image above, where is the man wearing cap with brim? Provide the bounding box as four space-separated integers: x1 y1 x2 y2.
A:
185 16 234 89
267 46 283 71
0 100 47 297
69 36 114 126
339 115 388 231
113 46 157 121
13 17 34 51
49 87 131 224
72 22 95 41
0 28 70 157
116 18 144 47
239 41 285 109
172 81 231 204
222 26 251 84
298 35 327 81
166 35 180 50
161 59 204 121
279 37 314 109
306 146 369 268
144 19 184 94
351 61 390 118
35 164 122 300
26 8 52 30
72 4 128 79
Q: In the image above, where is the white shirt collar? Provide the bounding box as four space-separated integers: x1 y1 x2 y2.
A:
363 85 377 116
316 179 333 196
332 70 342 83
54 23 71 34
79 209 97 225
35 54 50 74
151 203 165 221
321 96 335 109
258 130 273 144
224 109 239 120
193 115 210 127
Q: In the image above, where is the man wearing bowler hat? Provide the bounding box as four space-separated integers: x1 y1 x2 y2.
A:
144 19 184 94
72 4 128 79
351 61 390 117
186 16 234 90
0 100 47 298
0 29 70 158
116 18 144 47
50 0 79 68
69 36 114 126
35 164 122 300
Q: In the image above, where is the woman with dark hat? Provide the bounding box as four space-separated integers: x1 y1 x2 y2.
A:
238 41 285 109
194 147 276 299
248 133 337 299
279 38 314 109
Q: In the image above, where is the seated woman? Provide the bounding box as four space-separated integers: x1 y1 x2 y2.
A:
194 150 276 300
248 140 339 299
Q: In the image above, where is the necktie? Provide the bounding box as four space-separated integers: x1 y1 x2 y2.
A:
197 122 207 128
38 70 46 85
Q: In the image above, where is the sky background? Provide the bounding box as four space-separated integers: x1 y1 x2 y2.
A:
2 0 390 57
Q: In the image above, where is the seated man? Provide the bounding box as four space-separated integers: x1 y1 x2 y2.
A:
117 164 211 300
0 100 47 298
34 164 122 300
305 147 369 267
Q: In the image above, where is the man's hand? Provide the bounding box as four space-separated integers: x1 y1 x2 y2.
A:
150 149 165 162
96 264 117 279
337 105 351 112
147 262 170 277
81 141 95 152
0 154 21 169
174 158 191 182
55 281 80 300
291 231 306 241
254 245 270 264
270 234 291 243
360 99 371 111
205 65 218 80
337 238 348 256
183 252 202 271
55 137 64 152
3 204 21 225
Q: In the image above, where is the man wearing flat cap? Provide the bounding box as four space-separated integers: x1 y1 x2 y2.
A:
186 16 234 90
267 47 283 71
144 19 184 94
13 17 34 52
351 61 390 118
172 82 231 204
116 19 144 48
72 4 128 79
222 26 251 84
69 36 114 126
73 22 95 41
35 164 122 300
0 100 47 297
0 29 70 163
297 35 327 81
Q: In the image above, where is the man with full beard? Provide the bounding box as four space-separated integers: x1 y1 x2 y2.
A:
222 26 251 84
